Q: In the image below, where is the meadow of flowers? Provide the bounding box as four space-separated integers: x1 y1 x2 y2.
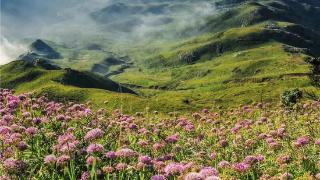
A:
0 88 320 180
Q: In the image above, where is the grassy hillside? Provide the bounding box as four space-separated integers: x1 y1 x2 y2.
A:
110 0 320 109
0 60 148 112
1 0 320 112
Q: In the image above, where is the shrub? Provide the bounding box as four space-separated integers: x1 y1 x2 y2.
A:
281 88 303 106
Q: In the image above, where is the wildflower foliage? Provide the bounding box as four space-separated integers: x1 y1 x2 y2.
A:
0 89 319 179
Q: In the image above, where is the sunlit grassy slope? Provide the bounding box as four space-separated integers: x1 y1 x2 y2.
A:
114 42 317 109
110 0 320 110
0 60 148 113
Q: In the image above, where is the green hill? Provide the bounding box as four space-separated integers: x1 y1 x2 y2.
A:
0 60 148 112
1 0 320 112
111 0 320 109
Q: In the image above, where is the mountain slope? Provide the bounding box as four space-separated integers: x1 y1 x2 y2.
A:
0 59 136 93
110 0 320 108
205 0 320 33
2 0 320 112
0 60 146 111
18 39 62 61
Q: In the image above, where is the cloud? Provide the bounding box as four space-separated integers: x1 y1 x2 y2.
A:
0 36 27 65
1 0 113 62
0 0 218 63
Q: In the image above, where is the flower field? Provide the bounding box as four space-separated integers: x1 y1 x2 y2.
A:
0 88 320 180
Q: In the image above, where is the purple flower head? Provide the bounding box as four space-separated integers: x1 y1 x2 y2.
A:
199 167 219 178
277 128 286 136
268 142 281 149
56 114 66 121
57 133 79 153
244 156 258 165
153 143 165 151
57 155 70 166
44 155 57 165
165 134 179 143
25 127 38 137
33 118 42 125
18 141 28 151
260 117 268 122
102 166 114 173
80 172 90 180
3 158 27 174
18 94 27 101
138 128 148 135
139 155 152 165
192 112 201 119
164 162 186 176
210 152 217 160
86 156 100 166
22 112 31 118
256 155 265 162
105 151 117 159
115 163 128 171
8 99 19 109
232 162 250 173
266 137 274 143
258 133 267 139
86 144 104 154
218 161 230 168
315 139 320 145
2 115 13 123
58 133 76 146
277 154 291 164
202 108 209 113
84 128 104 141
128 123 138 130
205 176 220 180
0 126 11 135
231 124 242 134
0 175 11 180
218 139 228 147
185 124 195 132
295 136 310 147
10 132 22 143
59 141 79 153
151 175 166 180
137 140 148 146
185 172 203 180
115 148 137 158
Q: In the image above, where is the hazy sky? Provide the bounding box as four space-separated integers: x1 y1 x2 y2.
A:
1 0 112 64
0 0 217 64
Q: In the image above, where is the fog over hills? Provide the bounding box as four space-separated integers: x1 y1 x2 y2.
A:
0 0 219 64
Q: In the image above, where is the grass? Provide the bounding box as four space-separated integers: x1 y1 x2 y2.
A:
1 89 320 179
112 41 319 110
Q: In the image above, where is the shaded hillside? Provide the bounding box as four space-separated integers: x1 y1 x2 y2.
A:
205 0 320 33
0 60 136 96
148 22 320 67
57 68 135 94
91 56 133 77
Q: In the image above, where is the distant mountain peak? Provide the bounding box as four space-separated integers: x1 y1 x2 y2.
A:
18 39 62 61
29 39 61 59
